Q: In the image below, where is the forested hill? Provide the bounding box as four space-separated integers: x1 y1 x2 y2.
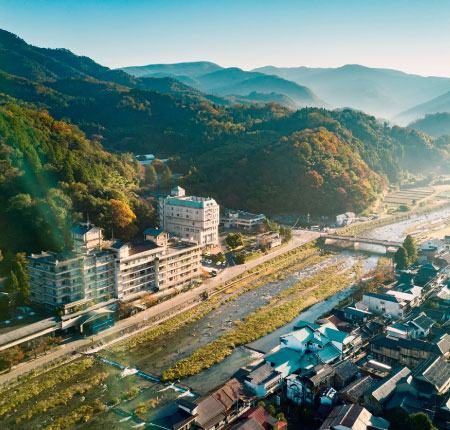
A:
0 97 156 256
0 28 450 230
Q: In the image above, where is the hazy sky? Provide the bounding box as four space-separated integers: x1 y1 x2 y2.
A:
1 0 450 77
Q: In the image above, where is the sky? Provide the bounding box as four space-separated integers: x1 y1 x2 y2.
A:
1 0 450 77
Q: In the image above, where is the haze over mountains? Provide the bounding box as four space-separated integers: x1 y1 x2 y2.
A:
3 27 450 227
122 62 450 123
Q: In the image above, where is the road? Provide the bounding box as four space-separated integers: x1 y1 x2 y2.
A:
0 230 319 386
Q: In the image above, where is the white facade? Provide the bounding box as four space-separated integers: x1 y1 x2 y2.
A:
29 222 201 312
159 187 220 247
362 292 404 318
221 210 265 230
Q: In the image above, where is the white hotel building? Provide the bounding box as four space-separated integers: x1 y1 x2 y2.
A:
28 222 201 313
158 186 220 247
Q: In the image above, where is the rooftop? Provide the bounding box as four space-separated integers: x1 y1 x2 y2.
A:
166 195 217 209
245 362 281 386
143 227 166 237
339 375 376 402
364 292 399 303
367 366 411 402
412 356 450 392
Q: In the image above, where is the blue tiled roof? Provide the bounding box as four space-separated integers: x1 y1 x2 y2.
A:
143 228 165 236
167 198 205 209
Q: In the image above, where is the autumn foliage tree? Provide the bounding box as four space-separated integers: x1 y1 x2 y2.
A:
108 199 138 242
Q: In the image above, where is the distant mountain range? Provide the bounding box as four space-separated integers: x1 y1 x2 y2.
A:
409 112 450 137
121 62 450 122
396 91 450 124
2 28 450 222
120 63 326 108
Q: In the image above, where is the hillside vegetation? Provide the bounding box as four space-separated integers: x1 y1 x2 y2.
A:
0 96 155 256
409 112 450 137
0 28 450 250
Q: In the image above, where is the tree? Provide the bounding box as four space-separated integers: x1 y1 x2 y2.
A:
144 164 158 185
394 246 409 270
6 270 19 293
267 405 276 416
0 346 24 370
15 260 30 305
276 412 287 423
226 233 244 249
403 235 418 265
161 164 173 188
407 413 437 430
280 225 292 242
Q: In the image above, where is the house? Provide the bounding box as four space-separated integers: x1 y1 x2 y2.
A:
336 212 356 226
369 333 447 367
241 407 286 430
415 263 440 286
177 396 226 430
171 379 253 430
333 360 359 389
338 375 377 404
280 321 355 364
303 363 335 388
419 239 445 261
221 210 266 231
264 348 304 377
228 418 264 430
362 292 405 318
244 362 282 397
411 356 450 396
364 366 411 414
406 312 435 338
319 404 390 430
386 287 422 308
342 305 372 324
256 232 282 249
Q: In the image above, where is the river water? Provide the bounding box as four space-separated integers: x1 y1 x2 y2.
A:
106 206 450 424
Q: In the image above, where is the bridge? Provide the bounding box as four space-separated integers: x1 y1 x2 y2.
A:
320 234 403 252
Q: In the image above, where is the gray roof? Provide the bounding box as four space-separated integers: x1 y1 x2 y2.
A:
333 360 359 380
339 375 376 402
245 362 281 386
413 356 450 392
371 333 441 354
412 313 435 331
367 366 411 403
364 292 399 303
196 396 226 430
432 333 450 355
0 317 59 348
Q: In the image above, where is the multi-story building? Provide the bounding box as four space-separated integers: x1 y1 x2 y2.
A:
28 222 202 313
28 223 116 313
221 209 265 230
114 228 201 299
159 186 220 247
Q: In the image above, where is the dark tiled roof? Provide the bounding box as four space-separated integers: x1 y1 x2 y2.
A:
111 241 126 249
371 333 439 353
364 292 399 303
245 362 281 386
367 366 411 402
333 360 359 381
413 356 450 392
432 333 450 355
339 375 376 402
412 313 435 331
196 396 226 430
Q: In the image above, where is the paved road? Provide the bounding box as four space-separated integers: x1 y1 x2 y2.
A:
0 230 319 386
